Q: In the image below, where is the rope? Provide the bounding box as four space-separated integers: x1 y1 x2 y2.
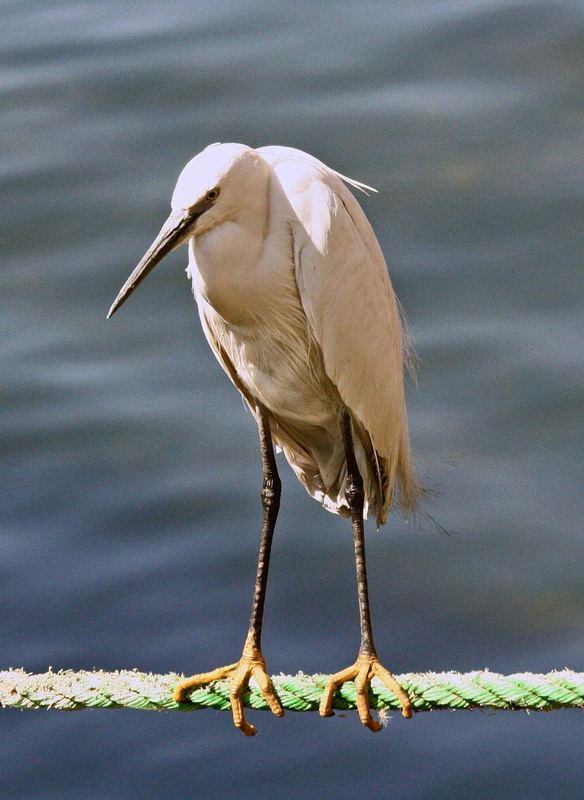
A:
1 669 583 714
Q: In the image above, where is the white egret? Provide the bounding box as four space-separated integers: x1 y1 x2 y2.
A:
108 143 419 735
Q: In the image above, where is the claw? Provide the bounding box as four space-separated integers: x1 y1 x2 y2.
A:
372 660 413 719
319 653 412 730
174 640 283 736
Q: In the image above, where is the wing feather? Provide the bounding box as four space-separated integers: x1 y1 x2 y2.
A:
267 152 418 519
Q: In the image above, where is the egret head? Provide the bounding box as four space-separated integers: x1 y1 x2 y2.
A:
107 143 267 318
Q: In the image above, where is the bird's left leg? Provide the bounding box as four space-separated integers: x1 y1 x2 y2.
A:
174 403 284 736
319 409 413 731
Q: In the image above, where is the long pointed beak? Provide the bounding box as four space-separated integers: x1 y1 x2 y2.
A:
107 209 193 318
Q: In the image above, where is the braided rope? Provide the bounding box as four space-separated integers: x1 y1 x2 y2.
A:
1 669 583 714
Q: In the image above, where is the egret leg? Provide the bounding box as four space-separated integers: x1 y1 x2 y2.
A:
319 409 413 730
174 404 283 736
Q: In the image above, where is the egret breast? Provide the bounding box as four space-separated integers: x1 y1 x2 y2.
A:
187 228 340 425
185 203 361 518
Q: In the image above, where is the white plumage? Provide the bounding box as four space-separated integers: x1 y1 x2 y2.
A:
111 142 418 526
192 144 417 525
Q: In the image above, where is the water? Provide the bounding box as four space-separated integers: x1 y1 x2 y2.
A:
2 1 583 797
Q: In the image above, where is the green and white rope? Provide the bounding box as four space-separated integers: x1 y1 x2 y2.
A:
1 669 583 714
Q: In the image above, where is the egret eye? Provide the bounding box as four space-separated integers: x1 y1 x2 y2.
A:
206 188 220 201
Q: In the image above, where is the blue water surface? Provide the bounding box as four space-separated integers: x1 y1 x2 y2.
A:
1 1 583 797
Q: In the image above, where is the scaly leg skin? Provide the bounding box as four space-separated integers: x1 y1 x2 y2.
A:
319 409 414 732
174 403 283 736
173 633 283 736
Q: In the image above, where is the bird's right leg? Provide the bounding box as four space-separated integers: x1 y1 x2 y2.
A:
174 403 284 736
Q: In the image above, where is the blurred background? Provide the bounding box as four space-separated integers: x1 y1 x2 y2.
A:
2 1 583 797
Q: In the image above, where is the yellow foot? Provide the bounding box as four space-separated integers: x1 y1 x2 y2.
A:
319 653 413 732
173 642 284 737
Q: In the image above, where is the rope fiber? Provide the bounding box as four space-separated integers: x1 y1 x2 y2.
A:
2 669 583 714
